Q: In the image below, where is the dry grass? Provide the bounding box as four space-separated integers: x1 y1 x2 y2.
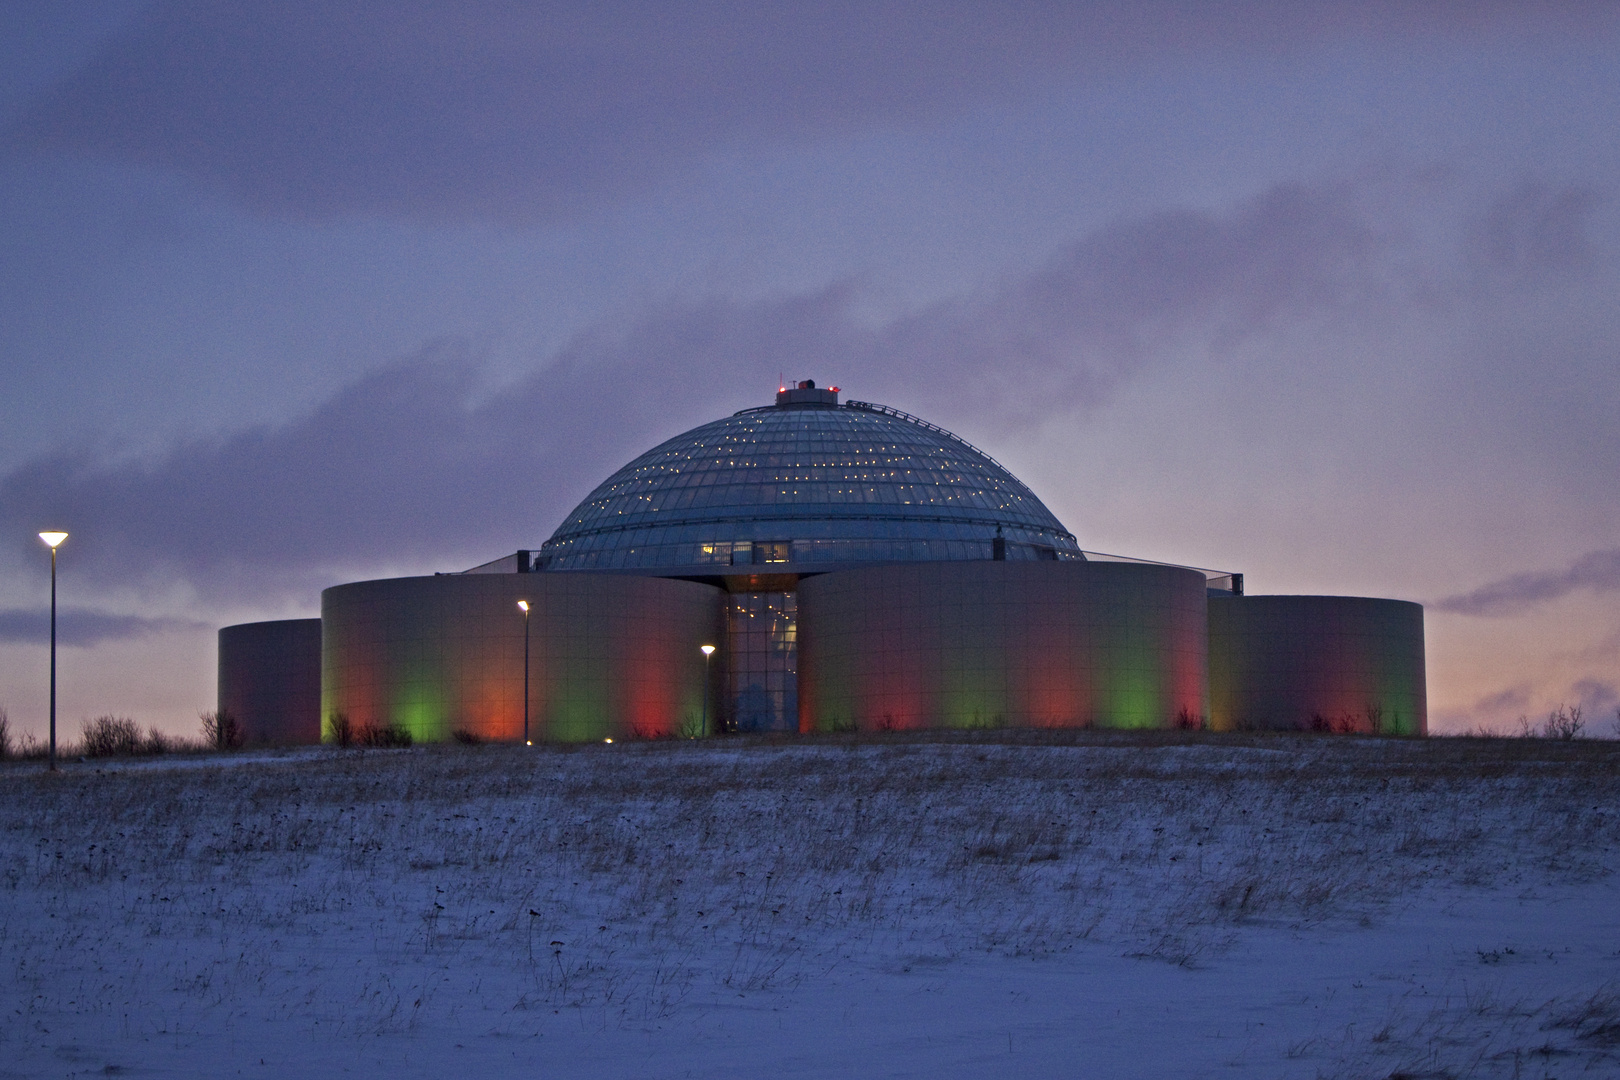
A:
1 731 1617 1054
1300 984 1620 1079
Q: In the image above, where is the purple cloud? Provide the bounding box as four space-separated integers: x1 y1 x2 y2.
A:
1569 679 1618 719
7 1 1615 223
1472 182 1606 275
0 181 1400 600
3 1 1079 222
887 182 1380 421
1435 549 1620 617
0 607 207 647
1472 684 1531 717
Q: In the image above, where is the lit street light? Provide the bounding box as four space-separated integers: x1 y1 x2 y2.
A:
700 644 716 737
517 600 531 745
38 531 68 773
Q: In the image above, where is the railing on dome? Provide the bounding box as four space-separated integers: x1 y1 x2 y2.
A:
459 545 1239 590
1081 548 1243 592
461 552 521 574
842 400 1016 477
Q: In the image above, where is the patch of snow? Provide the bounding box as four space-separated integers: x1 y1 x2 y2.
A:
2 737 1616 1077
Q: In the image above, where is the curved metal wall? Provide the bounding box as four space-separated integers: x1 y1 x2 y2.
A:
322 573 726 743
1208 595 1426 735
217 619 323 744
798 561 1208 732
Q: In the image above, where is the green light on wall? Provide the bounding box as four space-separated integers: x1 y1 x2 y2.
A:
941 663 1004 730
1105 670 1163 729
395 695 445 741
393 653 449 741
1105 614 1166 727
549 699 612 742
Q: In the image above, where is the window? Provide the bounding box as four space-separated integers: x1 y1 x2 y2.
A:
754 541 791 564
726 592 798 732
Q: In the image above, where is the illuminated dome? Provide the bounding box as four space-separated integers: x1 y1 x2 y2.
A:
540 383 1081 571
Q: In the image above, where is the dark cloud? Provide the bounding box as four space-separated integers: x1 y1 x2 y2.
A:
0 607 207 647
0 315 854 601
1472 182 1606 275
1569 679 1618 719
887 182 1380 421
1435 549 1620 617
6 1 1615 222
3 1 1081 222
0 181 1388 600
1472 684 1531 717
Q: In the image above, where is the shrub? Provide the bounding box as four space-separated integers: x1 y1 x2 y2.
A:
450 727 483 745
628 723 673 741
199 708 244 750
0 706 9 759
358 720 413 748
82 715 143 757
1176 707 1207 731
327 711 354 748
1544 704 1584 740
959 710 1005 731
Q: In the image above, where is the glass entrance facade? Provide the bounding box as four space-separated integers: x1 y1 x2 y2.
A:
727 591 798 731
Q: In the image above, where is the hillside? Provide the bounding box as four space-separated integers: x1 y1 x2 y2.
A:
3 733 1618 1078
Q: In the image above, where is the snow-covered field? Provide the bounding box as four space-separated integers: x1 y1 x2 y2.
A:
3 733 1618 1078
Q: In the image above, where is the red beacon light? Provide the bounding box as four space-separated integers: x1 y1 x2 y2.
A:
775 379 840 405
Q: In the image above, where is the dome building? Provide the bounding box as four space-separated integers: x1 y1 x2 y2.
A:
539 384 1080 572
218 382 1426 742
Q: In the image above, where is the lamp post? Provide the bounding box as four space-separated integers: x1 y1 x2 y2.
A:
38 531 68 773
700 644 715 737
517 600 531 745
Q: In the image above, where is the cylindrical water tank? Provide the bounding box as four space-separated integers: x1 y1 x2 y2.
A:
321 573 725 742
217 618 323 744
798 561 1208 731
1208 595 1426 734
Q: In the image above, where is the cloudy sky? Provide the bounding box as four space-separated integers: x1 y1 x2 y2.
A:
2 1 1617 738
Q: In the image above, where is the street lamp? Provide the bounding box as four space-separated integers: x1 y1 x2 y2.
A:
700 644 716 737
517 600 531 745
38 531 68 773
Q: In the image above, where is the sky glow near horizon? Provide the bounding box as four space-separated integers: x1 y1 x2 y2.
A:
1 1 1617 738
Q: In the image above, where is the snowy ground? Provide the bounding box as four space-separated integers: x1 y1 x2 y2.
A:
3 733 1618 1078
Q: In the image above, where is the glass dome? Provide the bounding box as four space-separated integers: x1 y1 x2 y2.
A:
539 389 1080 571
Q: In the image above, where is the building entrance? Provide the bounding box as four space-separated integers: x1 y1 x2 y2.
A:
726 591 798 731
